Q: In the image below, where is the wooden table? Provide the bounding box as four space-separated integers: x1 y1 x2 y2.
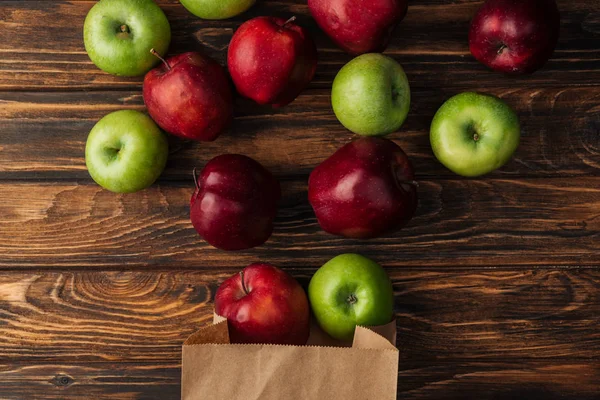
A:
1 0 599 398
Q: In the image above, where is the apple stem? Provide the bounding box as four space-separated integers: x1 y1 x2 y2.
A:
347 294 358 305
150 48 171 71
473 133 480 141
281 16 297 29
240 271 249 295
497 44 508 55
192 168 200 191
120 24 129 33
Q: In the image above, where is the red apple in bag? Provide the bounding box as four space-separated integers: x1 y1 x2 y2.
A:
227 16 317 107
215 263 310 345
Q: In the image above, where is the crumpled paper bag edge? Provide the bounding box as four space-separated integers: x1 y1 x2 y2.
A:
183 313 398 352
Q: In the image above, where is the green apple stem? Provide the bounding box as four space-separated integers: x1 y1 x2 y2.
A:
116 24 131 40
347 294 358 305
473 133 480 141
240 271 249 295
150 48 171 71
281 16 297 29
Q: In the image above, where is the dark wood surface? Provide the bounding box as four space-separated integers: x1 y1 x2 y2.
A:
0 0 599 399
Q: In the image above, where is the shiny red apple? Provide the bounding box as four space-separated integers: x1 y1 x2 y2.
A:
227 16 317 107
308 0 408 55
143 50 233 141
190 154 280 251
469 0 560 74
308 137 417 239
215 263 311 345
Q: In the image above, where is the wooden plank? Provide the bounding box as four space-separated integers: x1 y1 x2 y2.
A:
0 363 181 400
0 269 598 363
0 0 598 399
0 269 598 398
0 361 598 400
1 86 599 180
0 1 598 90
396 361 600 399
0 178 598 268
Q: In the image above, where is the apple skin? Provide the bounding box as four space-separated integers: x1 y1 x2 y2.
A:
308 0 408 55
143 52 233 142
228 17 318 107
190 154 281 251
469 0 560 74
215 263 310 345
180 0 255 20
308 137 418 239
430 92 520 177
83 0 171 76
332 54 410 136
85 110 169 193
308 254 394 341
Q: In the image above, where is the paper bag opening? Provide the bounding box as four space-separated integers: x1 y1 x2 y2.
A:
182 317 399 400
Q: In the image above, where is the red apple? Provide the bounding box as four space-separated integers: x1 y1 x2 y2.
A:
469 0 560 74
227 16 317 107
308 0 408 55
215 263 310 345
190 154 280 251
143 51 233 141
308 137 417 239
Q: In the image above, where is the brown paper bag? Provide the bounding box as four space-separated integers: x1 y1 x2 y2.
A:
182 314 398 400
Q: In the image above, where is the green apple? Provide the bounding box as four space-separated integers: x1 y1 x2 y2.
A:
331 53 410 137
180 0 256 20
308 253 394 341
430 92 520 177
83 0 171 76
85 110 168 193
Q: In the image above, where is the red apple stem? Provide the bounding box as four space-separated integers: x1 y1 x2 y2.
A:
150 48 171 71
192 168 200 191
240 271 249 295
281 16 297 29
497 44 508 55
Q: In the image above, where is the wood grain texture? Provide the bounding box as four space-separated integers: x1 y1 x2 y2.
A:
0 360 598 400
0 269 598 398
396 361 600 400
0 0 599 90
1 0 599 398
0 363 181 400
0 361 598 400
0 178 598 268
0 269 598 363
1 86 599 180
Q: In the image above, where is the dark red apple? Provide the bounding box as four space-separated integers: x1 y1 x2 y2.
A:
308 137 417 239
227 16 317 107
308 0 408 55
143 50 233 141
190 154 280 251
215 263 310 345
469 0 560 74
